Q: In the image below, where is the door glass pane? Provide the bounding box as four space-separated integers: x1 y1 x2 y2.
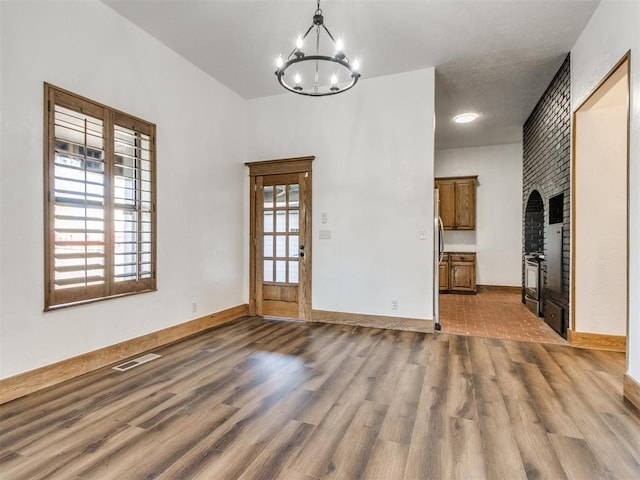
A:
263 235 273 258
260 179 303 286
288 235 299 257
275 185 286 207
288 210 299 233
263 185 273 207
288 184 299 207
263 260 273 282
275 211 286 232
289 261 299 283
264 211 273 233
275 235 286 257
275 260 286 282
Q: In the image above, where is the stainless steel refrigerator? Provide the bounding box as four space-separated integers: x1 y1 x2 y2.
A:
433 188 444 331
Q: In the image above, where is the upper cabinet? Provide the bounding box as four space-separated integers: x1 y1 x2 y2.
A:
435 175 477 230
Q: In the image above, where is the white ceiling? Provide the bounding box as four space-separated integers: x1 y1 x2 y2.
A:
102 0 599 150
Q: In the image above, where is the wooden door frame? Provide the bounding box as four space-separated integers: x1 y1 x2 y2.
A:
246 156 314 320
570 52 630 354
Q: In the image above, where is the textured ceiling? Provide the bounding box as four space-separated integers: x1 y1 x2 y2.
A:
102 0 599 149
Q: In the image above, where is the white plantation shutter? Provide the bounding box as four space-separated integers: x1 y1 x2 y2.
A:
112 118 154 294
45 85 156 309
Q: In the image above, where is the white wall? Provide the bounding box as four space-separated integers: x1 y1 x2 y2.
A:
574 88 627 336
247 69 435 320
571 0 640 378
0 0 247 378
435 144 523 286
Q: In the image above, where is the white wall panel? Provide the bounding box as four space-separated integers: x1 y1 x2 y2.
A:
0 0 247 378
247 69 435 320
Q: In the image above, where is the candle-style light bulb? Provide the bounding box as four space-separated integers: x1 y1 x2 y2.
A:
294 74 302 85
334 38 346 60
276 56 283 68
294 35 305 58
352 58 360 72
330 74 339 92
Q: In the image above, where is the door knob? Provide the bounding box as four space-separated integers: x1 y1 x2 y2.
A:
299 244 305 258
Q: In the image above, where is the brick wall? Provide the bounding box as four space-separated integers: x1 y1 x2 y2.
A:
523 54 571 309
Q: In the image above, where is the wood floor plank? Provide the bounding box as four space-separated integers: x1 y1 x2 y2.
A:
517 362 584 438
467 336 496 378
403 385 448 479
552 377 640 479
293 352 365 426
445 352 477 420
320 400 388 480
503 397 568 479
236 420 315 480
2 316 640 480
599 411 640 464
445 415 487 480
476 398 528 479
377 363 425 444
548 433 608 480
287 395 360 478
487 343 530 400
362 439 408 480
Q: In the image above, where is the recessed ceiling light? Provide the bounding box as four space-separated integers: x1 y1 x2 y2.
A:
453 113 478 124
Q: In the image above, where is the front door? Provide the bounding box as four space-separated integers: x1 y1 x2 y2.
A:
246 157 313 320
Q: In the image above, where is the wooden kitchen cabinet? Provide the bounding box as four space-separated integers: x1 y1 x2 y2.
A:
435 176 477 230
439 253 449 292
441 252 476 294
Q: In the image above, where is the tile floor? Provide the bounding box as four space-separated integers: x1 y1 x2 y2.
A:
439 290 567 345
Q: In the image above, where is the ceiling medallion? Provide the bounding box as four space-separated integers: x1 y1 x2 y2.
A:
275 0 361 97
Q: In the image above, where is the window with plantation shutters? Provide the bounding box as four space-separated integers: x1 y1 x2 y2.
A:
44 84 156 309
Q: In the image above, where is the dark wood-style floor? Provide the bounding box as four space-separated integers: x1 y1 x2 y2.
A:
1 317 639 479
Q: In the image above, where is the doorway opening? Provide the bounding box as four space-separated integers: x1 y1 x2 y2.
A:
571 54 629 353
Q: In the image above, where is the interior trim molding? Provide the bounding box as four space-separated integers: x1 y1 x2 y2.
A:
567 329 626 352
311 309 434 333
476 285 522 294
623 373 640 413
0 304 249 405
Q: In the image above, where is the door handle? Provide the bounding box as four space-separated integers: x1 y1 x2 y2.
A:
438 217 444 264
299 244 305 258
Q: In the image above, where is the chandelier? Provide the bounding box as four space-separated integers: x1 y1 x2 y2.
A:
275 0 361 96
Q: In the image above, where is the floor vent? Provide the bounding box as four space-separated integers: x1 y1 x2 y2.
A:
113 353 161 372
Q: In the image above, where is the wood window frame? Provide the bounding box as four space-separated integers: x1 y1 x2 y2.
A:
44 83 157 310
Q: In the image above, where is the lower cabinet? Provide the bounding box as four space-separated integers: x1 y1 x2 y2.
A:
439 253 449 291
440 252 476 294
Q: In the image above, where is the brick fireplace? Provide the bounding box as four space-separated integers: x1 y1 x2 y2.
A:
522 54 571 337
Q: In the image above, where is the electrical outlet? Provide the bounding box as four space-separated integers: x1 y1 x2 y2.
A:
391 299 398 310
192 302 197 313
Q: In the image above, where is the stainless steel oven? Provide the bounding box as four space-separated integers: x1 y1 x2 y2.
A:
524 253 543 316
